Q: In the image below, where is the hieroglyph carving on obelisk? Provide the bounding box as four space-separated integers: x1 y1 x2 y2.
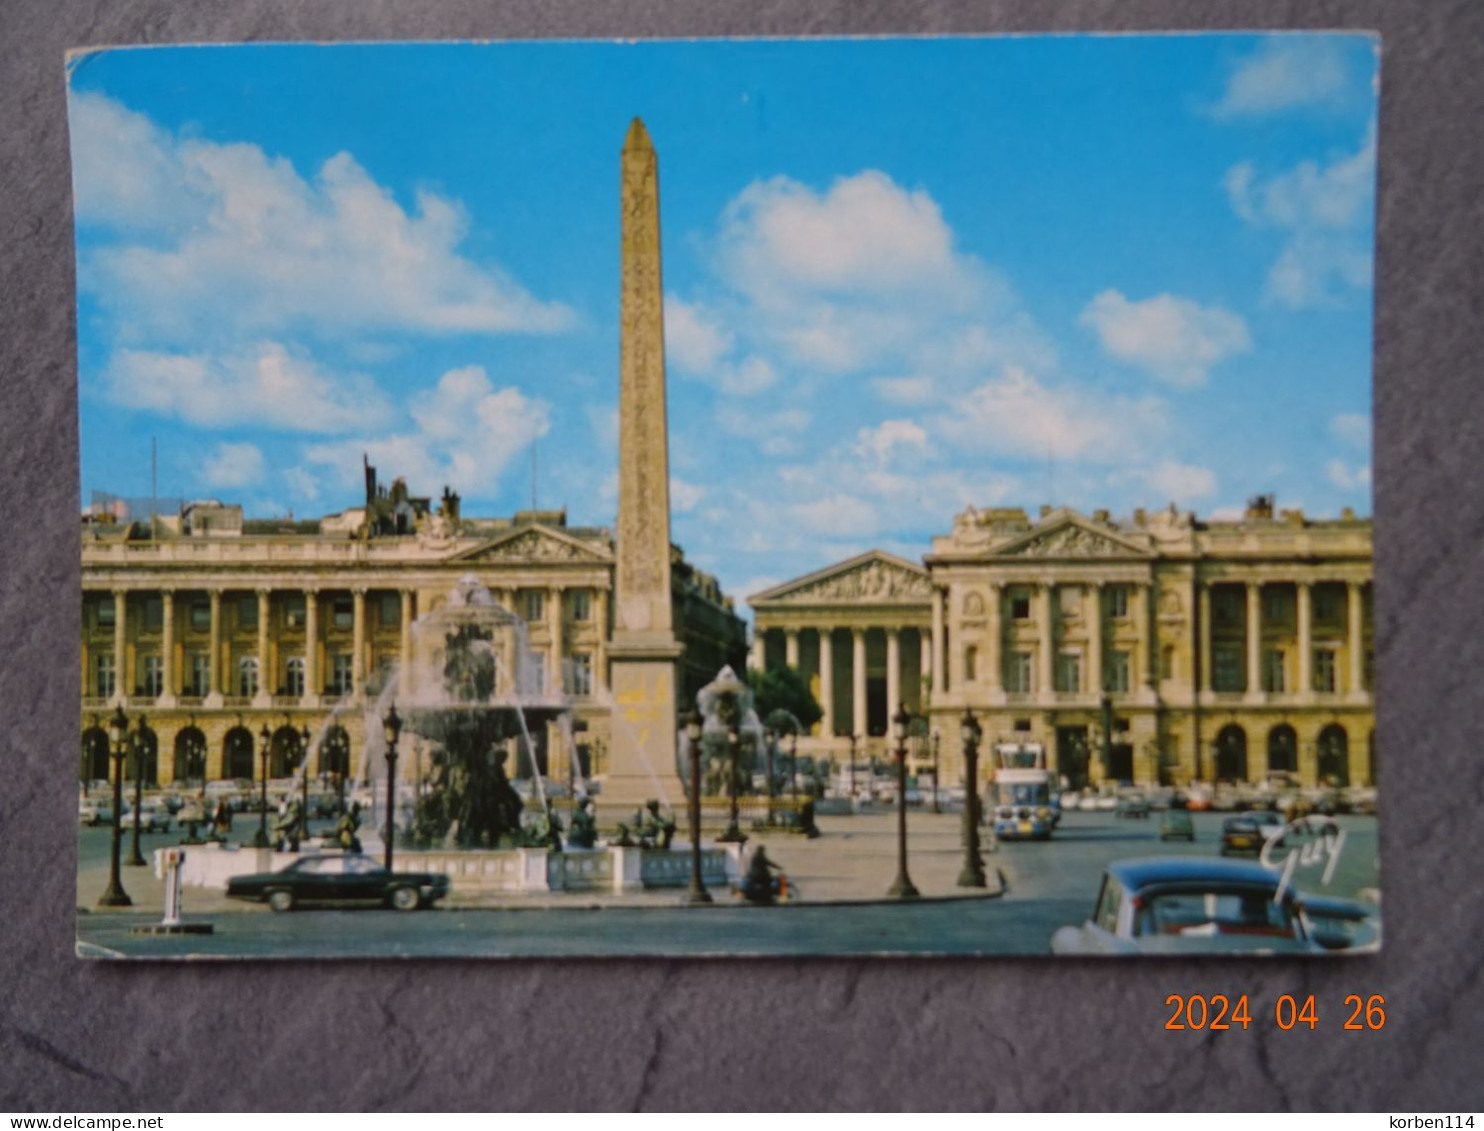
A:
604 117 685 811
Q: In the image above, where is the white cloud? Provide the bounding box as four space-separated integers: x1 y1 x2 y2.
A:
1326 459 1371 491
664 296 733 373
1141 460 1217 503
871 375 936 405
72 93 573 342
105 343 394 433
1211 38 1359 118
202 442 266 489
302 366 548 495
1330 412 1371 450
670 477 706 513
1079 291 1251 387
283 466 321 501
854 419 927 464
933 366 1168 464
586 405 619 449
1225 131 1376 308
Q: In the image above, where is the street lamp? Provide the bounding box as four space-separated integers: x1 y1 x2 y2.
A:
931 728 942 814
383 703 402 871
125 713 148 867
790 731 800 808
718 703 745 844
762 727 776 826
1100 691 1114 784
181 717 206 844
299 722 313 846
253 722 272 848
887 704 920 899
97 705 132 907
957 709 986 888
848 733 857 799
683 707 711 904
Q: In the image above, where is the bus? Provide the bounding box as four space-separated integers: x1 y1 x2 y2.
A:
992 741 1056 840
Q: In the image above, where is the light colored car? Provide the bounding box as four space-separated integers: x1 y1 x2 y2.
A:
128 800 173 833
1050 857 1319 955
79 796 120 826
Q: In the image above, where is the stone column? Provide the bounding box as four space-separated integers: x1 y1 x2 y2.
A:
255 589 272 706
112 589 127 703
1198 583 1212 695
986 583 1003 694
159 589 176 705
399 589 414 696
1348 581 1365 698
206 590 223 706
750 631 766 673
885 628 901 713
352 588 367 700
918 630 931 691
930 587 945 695
1297 581 1313 696
548 585 564 696
1246 582 1262 697
818 628 835 737
1132 582 1151 692
785 628 800 670
852 629 867 738
1087 582 1103 697
1037 582 1055 699
594 588 609 693
304 588 319 704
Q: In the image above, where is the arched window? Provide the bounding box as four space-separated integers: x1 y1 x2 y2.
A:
174 726 207 784
237 656 259 697
222 726 255 780
1317 724 1349 787
270 725 303 778
1266 724 1298 776
320 724 351 779
80 726 110 784
1214 724 1248 783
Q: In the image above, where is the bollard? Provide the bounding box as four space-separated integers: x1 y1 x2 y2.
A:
129 848 215 936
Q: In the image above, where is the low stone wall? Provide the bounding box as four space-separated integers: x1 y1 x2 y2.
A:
167 840 739 898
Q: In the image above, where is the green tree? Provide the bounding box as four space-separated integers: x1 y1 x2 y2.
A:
746 666 822 734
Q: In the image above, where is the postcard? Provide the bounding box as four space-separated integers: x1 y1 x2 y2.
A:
69 34 1380 958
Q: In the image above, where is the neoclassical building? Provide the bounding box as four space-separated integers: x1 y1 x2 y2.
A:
79 463 747 790
750 498 1373 790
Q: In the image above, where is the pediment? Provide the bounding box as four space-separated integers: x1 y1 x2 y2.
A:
449 526 611 565
994 517 1150 560
751 551 930 606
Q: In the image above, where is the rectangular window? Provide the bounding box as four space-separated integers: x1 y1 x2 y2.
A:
143 596 163 633
141 655 164 697
1264 589 1289 624
238 596 258 631
1214 589 1240 626
1107 650 1131 693
1108 586 1129 620
1213 647 1243 692
1055 651 1081 693
522 590 545 624
566 653 593 697
1010 590 1031 620
333 597 353 631
1313 586 1340 623
1313 648 1337 693
529 653 548 695
285 657 305 697
1006 651 1033 694
1160 645 1175 681
570 589 591 622
95 654 116 698
378 593 400 627
1263 649 1287 693
330 653 353 695
97 598 116 628
189 653 210 697
237 657 259 697
964 646 978 684
190 601 210 631
284 594 306 629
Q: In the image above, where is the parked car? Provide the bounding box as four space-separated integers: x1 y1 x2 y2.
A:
127 800 173 833
1296 893 1381 953
1115 791 1151 819
79 796 120 826
225 854 451 912
1049 857 1318 955
1159 809 1195 842
1219 816 1266 856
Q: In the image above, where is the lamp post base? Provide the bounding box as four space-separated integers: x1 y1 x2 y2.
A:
956 860 987 888
887 872 920 899
684 886 714 905
96 884 132 908
716 826 747 844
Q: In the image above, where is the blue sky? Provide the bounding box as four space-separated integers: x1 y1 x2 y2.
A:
67 35 1378 603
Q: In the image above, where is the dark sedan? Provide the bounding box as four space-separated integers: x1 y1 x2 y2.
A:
226 854 450 912
1219 816 1265 856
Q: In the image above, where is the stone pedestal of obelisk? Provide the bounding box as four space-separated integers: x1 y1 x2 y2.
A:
602 117 687 817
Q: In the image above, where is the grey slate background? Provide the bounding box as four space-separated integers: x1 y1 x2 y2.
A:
2 0 1481 1112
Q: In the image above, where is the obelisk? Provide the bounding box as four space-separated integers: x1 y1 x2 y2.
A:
604 117 686 813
